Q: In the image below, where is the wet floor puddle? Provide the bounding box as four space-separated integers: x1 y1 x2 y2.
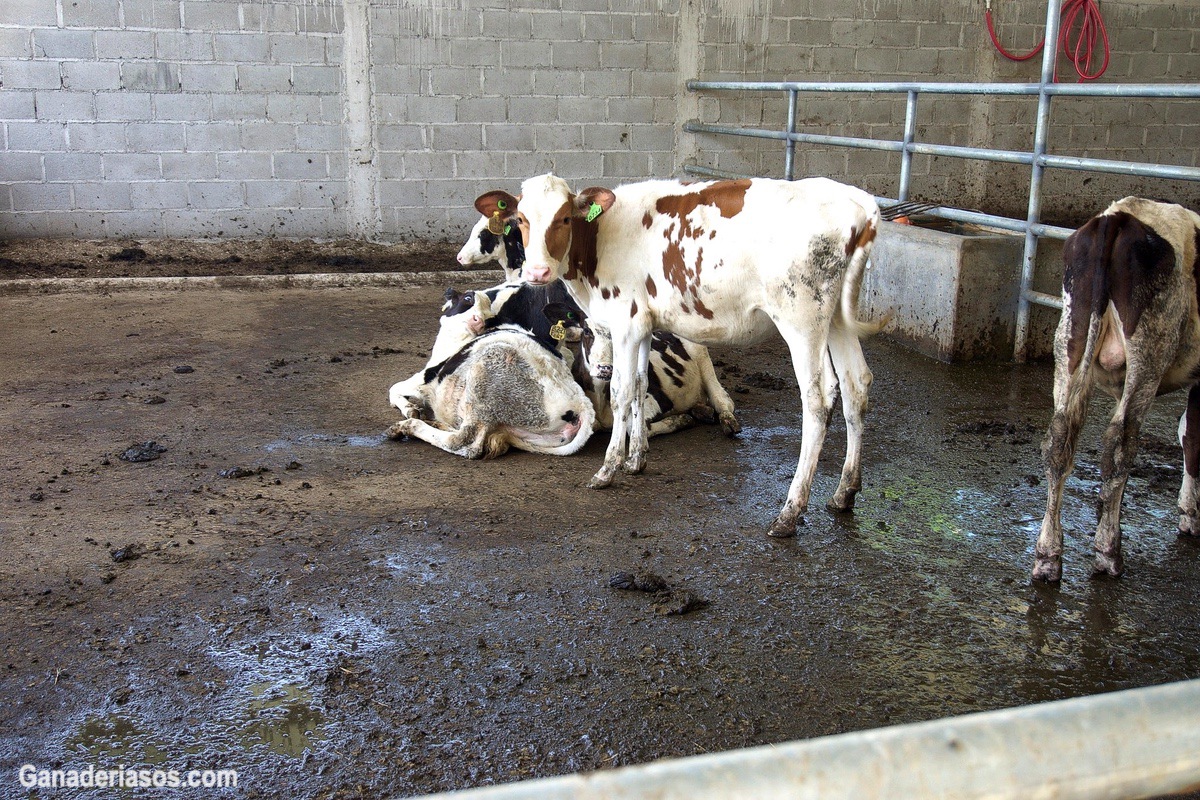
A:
239 683 325 757
263 431 386 452
68 685 324 764
67 714 177 764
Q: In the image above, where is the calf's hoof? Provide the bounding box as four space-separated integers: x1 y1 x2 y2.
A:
1178 513 1200 537
1031 555 1062 584
385 421 413 440
767 520 799 538
1092 550 1124 578
826 488 858 513
622 452 646 475
720 412 741 437
588 465 617 490
768 508 803 538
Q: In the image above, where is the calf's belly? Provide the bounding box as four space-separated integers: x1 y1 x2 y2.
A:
651 307 775 348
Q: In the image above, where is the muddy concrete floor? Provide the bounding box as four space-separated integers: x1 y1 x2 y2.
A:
1 273 1199 800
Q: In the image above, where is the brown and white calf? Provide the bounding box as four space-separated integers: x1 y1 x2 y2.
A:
477 174 881 536
1036 196 1200 581
456 215 739 437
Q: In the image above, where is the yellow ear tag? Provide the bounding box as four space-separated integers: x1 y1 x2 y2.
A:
549 320 567 342
487 211 505 235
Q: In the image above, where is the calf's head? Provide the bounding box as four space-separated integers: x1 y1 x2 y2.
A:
434 289 493 365
456 217 501 266
475 174 614 286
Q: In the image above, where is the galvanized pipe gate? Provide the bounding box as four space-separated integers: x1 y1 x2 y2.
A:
682 1 1200 361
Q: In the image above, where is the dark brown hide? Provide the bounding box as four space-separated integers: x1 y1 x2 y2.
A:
1062 210 1177 374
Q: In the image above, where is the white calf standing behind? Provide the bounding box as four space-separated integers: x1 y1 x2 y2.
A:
477 174 881 536
385 292 595 459
1035 196 1200 582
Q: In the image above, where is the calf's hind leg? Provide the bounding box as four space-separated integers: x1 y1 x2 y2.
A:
694 346 741 436
769 324 837 537
1034 342 1095 583
386 418 496 459
825 326 873 512
1178 385 1200 536
1093 371 1160 577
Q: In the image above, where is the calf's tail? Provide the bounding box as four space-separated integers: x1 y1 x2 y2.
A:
1059 213 1114 381
837 202 890 338
505 401 597 457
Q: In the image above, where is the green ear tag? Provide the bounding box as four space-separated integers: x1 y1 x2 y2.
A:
585 202 603 223
503 224 511 236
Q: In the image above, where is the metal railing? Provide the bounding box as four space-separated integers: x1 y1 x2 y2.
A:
410 678 1200 800
682 1 1200 361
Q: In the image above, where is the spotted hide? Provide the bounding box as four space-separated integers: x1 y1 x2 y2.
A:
456 214 740 438
1036 196 1200 581
385 292 595 459
543 302 740 438
477 174 882 536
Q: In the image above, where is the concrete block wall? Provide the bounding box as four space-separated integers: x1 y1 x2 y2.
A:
0 0 348 238
367 0 688 237
0 0 1197 241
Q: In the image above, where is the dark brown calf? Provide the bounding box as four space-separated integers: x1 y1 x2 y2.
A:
1035 197 1200 582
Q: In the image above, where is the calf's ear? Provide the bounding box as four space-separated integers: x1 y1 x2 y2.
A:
575 187 616 221
542 302 576 325
475 191 520 220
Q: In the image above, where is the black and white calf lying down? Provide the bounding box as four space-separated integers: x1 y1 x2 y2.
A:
542 302 739 437
385 290 596 458
386 274 741 458
1036 196 1200 581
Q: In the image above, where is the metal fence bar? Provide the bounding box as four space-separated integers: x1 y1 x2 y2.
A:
1014 0 1063 360
684 121 1200 181
899 90 918 201
685 74 1200 360
1039 154 1200 181
687 79 1200 99
409 679 1200 800
784 89 798 181
685 163 1079 241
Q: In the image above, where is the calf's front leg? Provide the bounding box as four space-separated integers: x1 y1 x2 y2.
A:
622 336 652 474
589 331 649 488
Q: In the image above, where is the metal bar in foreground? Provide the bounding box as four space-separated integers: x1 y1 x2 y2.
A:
410 679 1200 800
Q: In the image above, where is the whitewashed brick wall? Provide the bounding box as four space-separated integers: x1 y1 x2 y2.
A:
0 0 1197 241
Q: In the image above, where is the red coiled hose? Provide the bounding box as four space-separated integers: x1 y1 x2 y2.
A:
985 0 1110 81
